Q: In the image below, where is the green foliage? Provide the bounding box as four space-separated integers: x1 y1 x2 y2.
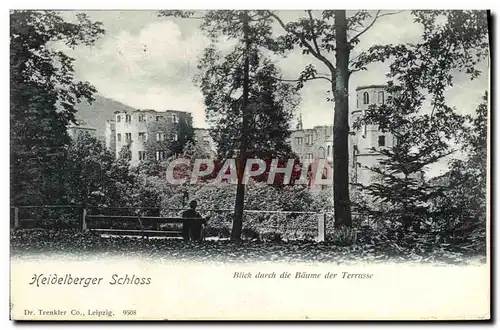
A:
63 133 115 206
264 10 408 228
326 227 357 246
266 10 489 229
354 11 489 83
427 93 488 248
59 136 325 233
351 10 489 229
241 227 260 240
434 93 488 214
10 10 489 260
260 232 283 243
160 10 299 161
160 10 301 242
196 39 299 160
10 10 104 205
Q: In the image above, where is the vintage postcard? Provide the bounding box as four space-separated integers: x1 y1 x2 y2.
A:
9 8 491 321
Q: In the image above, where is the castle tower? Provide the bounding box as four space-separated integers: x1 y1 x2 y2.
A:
296 113 303 130
349 85 395 186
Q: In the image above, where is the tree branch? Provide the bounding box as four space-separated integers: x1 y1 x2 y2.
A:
266 10 336 75
348 10 405 44
307 10 321 55
348 67 366 75
157 10 205 19
249 11 272 21
349 51 364 64
278 76 333 83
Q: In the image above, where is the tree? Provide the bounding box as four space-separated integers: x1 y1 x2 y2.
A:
264 10 405 228
159 10 300 244
171 115 196 155
351 11 489 230
63 133 115 206
204 60 298 161
10 10 104 205
263 10 489 229
351 103 465 230
430 93 488 236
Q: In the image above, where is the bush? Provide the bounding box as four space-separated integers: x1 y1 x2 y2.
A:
217 226 231 238
261 232 282 243
242 227 260 240
204 226 231 238
326 227 357 246
204 226 219 238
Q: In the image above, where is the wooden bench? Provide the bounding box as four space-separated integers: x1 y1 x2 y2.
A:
85 215 207 240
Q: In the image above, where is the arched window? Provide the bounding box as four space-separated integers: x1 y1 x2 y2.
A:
318 147 325 159
363 92 369 104
378 91 385 104
378 135 386 147
327 145 331 156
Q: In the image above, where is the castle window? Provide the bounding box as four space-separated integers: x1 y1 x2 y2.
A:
125 133 132 142
353 145 359 166
117 133 121 142
138 132 147 142
295 137 303 145
172 115 179 124
155 151 166 161
325 126 332 138
156 132 165 142
327 145 331 156
156 116 162 121
125 114 131 122
378 135 386 147
116 115 121 122
138 151 146 161
138 114 146 122
318 147 325 159
378 91 385 104
363 92 369 104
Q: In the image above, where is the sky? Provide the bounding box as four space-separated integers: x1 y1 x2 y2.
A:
59 10 489 177
60 10 489 127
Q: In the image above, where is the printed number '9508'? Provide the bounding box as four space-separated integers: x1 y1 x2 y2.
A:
123 310 136 315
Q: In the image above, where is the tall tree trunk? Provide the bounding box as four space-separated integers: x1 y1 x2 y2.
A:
333 10 352 228
231 11 250 244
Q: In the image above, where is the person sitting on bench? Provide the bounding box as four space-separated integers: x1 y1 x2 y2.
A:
181 200 205 242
